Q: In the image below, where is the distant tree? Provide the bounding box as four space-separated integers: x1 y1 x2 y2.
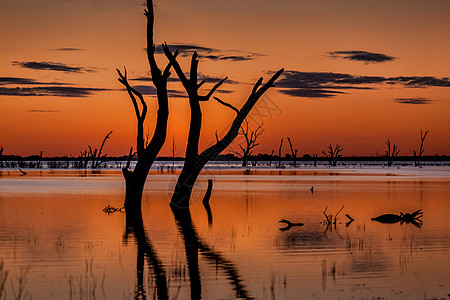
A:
0 145 4 168
77 131 113 169
171 136 176 173
413 129 429 167
385 139 399 167
231 120 264 167
278 138 284 167
287 137 298 167
269 150 274 166
322 144 343 166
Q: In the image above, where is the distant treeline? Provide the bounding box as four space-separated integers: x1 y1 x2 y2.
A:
1 153 449 162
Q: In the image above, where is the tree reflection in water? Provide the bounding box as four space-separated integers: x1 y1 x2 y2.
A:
124 203 252 299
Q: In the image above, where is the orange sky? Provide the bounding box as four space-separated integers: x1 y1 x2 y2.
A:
1 0 449 157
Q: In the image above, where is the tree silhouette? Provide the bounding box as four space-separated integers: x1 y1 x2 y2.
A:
116 0 177 211
163 46 283 209
287 137 298 167
413 129 429 167
385 139 399 167
322 144 343 166
231 120 264 167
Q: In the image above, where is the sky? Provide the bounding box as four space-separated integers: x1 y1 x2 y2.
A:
1 0 449 157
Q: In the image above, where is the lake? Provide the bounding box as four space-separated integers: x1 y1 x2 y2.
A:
0 166 449 299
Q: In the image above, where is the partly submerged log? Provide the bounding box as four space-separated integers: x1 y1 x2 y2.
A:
371 214 402 223
371 209 423 225
279 218 304 231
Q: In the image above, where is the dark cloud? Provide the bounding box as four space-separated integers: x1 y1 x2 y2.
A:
27 109 59 113
388 76 450 87
132 73 237 85
12 61 95 73
279 88 345 98
277 70 450 98
394 97 435 104
47 48 85 51
0 76 68 86
328 50 396 63
154 43 263 62
0 86 107 97
132 85 188 98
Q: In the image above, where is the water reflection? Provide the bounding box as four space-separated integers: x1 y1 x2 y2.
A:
124 203 252 299
1 170 449 299
124 209 168 300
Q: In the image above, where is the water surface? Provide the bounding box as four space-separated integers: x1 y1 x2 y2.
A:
0 168 449 299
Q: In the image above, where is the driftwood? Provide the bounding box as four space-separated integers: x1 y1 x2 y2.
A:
102 205 124 214
371 209 423 227
345 214 354 226
322 205 344 227
279 218 304 231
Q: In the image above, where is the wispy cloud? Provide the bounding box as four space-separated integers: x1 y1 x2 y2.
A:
47 48 86 52
277 70 450 98
27 109 59 113
154 43 264 62
132 85 188 98
12 61 95 73
328 50 396 63
131 73 237 84
394 97 435 104
0 76 68 86
0 86 107 97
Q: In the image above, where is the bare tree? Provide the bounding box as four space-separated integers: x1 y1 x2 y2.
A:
0 145 4 168
231 120 264 167
413 129 429 166
385 139 400 167
322 144 343 166
278 138 284 168
163 45 283 208
116 0 177 211
287 137 298 167
170 136 176 173
268 150 274 166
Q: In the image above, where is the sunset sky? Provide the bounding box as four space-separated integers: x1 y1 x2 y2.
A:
1 0 449 157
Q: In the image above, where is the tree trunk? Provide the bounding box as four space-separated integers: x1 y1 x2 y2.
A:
170 164 202 209
123 170 147 211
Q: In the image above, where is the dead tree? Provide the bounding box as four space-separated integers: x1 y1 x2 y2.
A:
287 137 298 167
89 131 113 169
163 45 283 208
414 129 429 166
0 145 4 168
268 150 274 166
170 137 176 173
322 144 343 166
231 119 264 167
278 138 284 168
385 139 399 167
117 0 177 211
36 151 43 168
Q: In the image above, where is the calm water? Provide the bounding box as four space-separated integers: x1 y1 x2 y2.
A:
0 168 449 300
